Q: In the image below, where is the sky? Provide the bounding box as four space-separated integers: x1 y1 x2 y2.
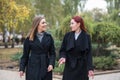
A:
84 0 107 11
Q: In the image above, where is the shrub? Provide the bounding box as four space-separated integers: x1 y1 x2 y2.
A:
53 61 64 74
93 56 117 70
11 51 22 61
54 40 62 58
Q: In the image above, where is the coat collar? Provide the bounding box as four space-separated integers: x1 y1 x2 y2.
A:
66 31 89 51
34 32 50 49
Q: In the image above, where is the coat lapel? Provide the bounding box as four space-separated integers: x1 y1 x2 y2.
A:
34 32 47 49
77 31 89 51
66 31 89 51
41 32 49 46
34 36 44 49
66 31 75 51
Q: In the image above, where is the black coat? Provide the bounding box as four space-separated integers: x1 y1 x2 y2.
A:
19 32 56 80
59 31 93 80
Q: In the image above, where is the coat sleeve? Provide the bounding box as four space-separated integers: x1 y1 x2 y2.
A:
87 35 94 71
49 35 56 68
59 33 68 58
19 38 30 72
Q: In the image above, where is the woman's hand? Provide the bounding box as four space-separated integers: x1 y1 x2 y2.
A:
19 71 24 78
88 70 94 79
58 57 66 66
48 65 53 72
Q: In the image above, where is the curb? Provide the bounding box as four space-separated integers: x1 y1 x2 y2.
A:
53 70 120 79
94 70 120 75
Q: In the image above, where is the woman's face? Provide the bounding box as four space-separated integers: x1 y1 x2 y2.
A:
70 19 80 32
38 18 47 32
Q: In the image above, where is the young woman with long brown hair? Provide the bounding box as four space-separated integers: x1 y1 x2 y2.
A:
19 16 56 80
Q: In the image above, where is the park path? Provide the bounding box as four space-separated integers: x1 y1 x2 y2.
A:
0 70 60 80
0 70 120 80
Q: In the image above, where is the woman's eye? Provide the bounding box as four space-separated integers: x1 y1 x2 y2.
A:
42 22 46 24
70 23 74 25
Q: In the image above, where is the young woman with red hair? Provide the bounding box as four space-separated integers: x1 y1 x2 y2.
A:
59 16 94 80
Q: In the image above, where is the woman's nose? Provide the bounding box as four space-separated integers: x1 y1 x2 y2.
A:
44 23 47 26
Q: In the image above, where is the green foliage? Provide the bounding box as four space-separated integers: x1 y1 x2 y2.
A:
11 51 22 61
57 15 71 40
0 0 31 32
81 12 95 35
93 56 117 70
92 22 120 45
105 0 120 13
110 52 120 59
54 40 62 56
34 0 63 26
53 61 65 73
109 48 120 59
109 10 120 26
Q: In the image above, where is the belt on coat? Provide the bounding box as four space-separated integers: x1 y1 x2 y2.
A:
67 53 87 69
30 53 48 78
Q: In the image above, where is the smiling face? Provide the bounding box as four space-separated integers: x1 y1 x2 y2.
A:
70 19 80 32
38 18 47 32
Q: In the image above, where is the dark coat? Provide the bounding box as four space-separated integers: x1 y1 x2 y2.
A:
59 31 93 80
19 32 56 80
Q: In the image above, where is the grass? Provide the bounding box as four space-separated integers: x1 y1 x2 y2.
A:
0 48 22 60
0 48 23 70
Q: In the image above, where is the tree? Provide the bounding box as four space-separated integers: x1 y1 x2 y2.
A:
0 0 31 31
56 15 71 40
92 22 120 55
79 0 88 12
105 0 120 13
80 11 94 36
34 0 63 26
0 0 31 48
62 0 87 16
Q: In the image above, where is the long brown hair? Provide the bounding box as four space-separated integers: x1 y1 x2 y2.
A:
27 16 44 41
72 16 87 32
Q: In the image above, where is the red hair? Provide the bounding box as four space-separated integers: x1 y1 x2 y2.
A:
72 16 86 32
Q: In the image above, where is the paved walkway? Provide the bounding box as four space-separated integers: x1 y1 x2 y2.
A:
0 70 60 80
93 73 120 80
54 72 120 80
0 70 120 80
